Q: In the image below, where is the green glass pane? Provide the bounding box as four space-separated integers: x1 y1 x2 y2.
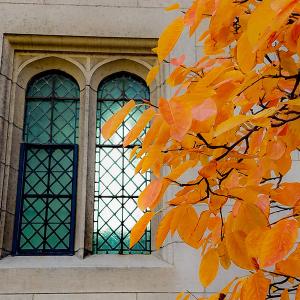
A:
27 74 53 98
20 223 45 250
54 75 80 98
24 100 51 143
52 100 78 144
123 77 149 100
98 78 123 99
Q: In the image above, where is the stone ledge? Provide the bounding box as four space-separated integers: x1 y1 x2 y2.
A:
0 254 173 269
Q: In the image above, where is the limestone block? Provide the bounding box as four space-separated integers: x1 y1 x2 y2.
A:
35 293 135 300
8 127 22 170
138 0 190 8
5 166 18 214
0 118 8 164
44 0 138 6
0 296 32 300
2 212 15 253
137 293 206 300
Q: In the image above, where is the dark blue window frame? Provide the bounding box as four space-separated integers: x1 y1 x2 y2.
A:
13 71 79 255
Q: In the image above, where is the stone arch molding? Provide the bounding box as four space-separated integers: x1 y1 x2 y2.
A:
15 55 86 90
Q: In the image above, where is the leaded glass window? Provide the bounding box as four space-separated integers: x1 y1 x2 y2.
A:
93 72 151 254
13 71 79 255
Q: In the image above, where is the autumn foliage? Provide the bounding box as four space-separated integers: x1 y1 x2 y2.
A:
102 0 300 299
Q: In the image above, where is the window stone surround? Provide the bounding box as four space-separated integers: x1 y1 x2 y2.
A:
0 34 175 271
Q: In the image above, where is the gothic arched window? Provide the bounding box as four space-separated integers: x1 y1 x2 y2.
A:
93 72 151 254
13 71 80 255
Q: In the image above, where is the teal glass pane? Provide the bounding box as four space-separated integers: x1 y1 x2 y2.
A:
24 73 79 144
24 100 51 144
27 74 54 98
52 100 79 144
94 73 151 254
123 76 150 100
17 72 79 255
54 74 80 98
19 146 75 253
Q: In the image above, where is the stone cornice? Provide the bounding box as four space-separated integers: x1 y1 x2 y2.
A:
4 34 158 55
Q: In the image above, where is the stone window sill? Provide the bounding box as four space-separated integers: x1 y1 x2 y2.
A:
0 254 173 269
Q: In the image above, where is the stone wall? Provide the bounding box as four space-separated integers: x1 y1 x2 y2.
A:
0 1 298 300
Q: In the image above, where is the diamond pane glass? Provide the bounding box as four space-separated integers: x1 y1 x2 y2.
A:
94 72 151 254
15 72 79 255
18 146 76 253
25 73 79 144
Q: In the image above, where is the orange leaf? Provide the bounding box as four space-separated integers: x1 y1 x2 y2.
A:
191 210 210 242
199 160 217 178
259 219 298 267
280 290 290 300
226 230 254 270
232 203 269 234
155 209 174 249
137 178 163 210
167 160 198 181
101 100 135 140
159 97 192 141
130 211 154 248
165 3 180 11
146 65 159 86
266 140 286 160
214 115 251 137
237 33 256 73
192 98 217 121
199 248 219 287
240 271 270 300
245 228 267 259
276 258 300 277
296 285 300 300
270 183 300 207
157 16 185 62
123 108 155 147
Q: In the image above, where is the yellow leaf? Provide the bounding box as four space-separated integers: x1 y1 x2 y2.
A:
226 230 254 270
232 203 269 234
276 258 300 277
237 33 256 73
245 228 267 259
157 16 185 62
143 116 163 149
259 219 298 267
159 97 192 141
246 0 276 49
102 100 135 140
199 248 219 287
217 240 231 270
281 289 289 300
146 65 159 86
156 209 174 249
214 115 251 137
176 292 184 300
137 178 163 210
141 146 162 173
123 108 155 147
129 145 140 161
240 271 270 300
130 211 155 248
165 3 180 11
166 160 198 181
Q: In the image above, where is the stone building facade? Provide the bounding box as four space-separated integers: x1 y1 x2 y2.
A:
0 1 299 300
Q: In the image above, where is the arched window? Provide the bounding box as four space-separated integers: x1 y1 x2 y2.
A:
94 72 151 254
13 71 80 255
